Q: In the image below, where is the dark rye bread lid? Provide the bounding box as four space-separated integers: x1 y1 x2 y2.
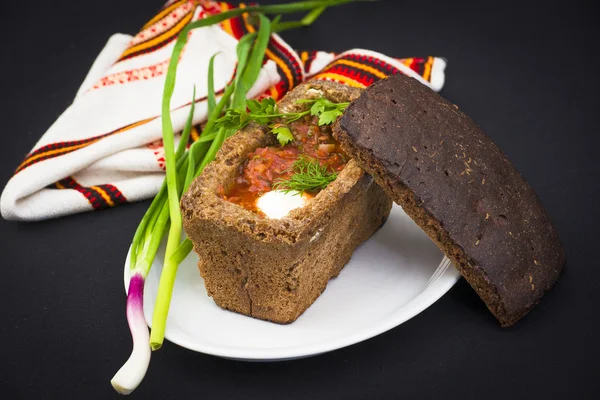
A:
333 74 564 327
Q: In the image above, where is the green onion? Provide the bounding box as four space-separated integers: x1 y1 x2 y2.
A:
207 54 218 115
112 1 369 394
271 6 326 32
233 14 271 108
231 33 256 109
175 86 196 160
110 95 195 395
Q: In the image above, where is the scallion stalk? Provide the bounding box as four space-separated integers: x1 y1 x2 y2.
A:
110 273 150 395
113 1 367 394
149 28 256 349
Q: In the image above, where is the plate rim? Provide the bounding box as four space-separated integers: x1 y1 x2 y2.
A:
124 250 460 361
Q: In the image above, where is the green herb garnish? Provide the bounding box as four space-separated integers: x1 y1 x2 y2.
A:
213 96 349 146
271 124 295 145
297 97 349 125
273 156 338 193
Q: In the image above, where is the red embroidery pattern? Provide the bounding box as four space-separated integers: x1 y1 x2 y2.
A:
89 2 207 91
91 58 171 90
146 139 166 170
128 1 195 48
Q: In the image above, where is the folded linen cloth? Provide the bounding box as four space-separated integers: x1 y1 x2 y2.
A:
1 0 446 221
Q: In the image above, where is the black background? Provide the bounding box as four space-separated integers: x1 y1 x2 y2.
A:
1 0 599 399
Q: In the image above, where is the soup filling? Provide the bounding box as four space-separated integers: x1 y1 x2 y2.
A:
223 115 348 218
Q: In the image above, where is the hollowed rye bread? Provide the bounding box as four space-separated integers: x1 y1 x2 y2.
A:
181 81 392 324
333 74 565 327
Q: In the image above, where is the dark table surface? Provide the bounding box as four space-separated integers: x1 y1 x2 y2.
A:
1 0 598 399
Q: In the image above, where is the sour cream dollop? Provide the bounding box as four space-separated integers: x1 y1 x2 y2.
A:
256 190 307 219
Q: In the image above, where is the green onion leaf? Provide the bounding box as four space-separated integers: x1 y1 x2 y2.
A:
271 6 326 32
238 14 272 102
207 54 219 115
183 141 210 193
169 239 194 267
175 86 196 161
198 126 227 172
231 33 256 109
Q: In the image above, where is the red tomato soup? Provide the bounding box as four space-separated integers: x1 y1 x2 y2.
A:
223 116 348 214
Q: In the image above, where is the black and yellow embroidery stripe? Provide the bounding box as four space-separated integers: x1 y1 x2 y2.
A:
314 60 380 88
230 3 251 39
300 50 318 75
218 2 236 36
267 39 303 92
312 71 367 88
314 60 387 88
422 56 434 82
16 59 236 176
339 54 400 77
142 0 188 30
53 177 128 210
313 53 429 88
16 118 153 174
332 59 389 80
17 64 236 176
239 11 303 94
118 5 194 62
189 125 201 142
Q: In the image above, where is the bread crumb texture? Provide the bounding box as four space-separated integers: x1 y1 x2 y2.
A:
333 74 565 327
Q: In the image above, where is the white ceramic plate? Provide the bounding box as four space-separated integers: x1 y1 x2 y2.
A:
124 204 460 361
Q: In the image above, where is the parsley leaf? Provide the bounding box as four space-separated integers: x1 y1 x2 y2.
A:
296 97 349 125
246 97 278 124
213 96 348 146
271 124 294 146
239 110 251 126
310 99 326 116
318 108 344 125
261 97 277 115
246 99 262 113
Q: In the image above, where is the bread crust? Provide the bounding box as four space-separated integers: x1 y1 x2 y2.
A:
181 80 392 324
334 74 565 327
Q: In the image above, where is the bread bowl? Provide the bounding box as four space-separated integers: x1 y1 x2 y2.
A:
181 80 392 324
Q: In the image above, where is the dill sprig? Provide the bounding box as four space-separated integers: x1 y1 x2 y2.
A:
273 156 338 193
